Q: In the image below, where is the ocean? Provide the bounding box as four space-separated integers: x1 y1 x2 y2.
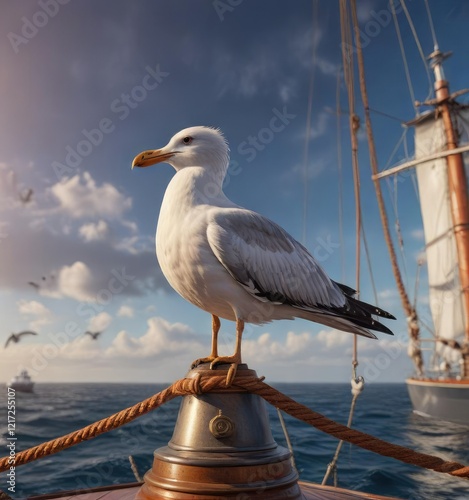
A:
0 382 468 500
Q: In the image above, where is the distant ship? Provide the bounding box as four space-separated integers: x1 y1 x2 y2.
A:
9 370 34 393
371 48 469 424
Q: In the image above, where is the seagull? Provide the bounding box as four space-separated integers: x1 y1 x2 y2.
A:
85 331 104 340
19 188 33 204
28 276 49 291
132 126 395 384
28 281 40 291
5 331 38 348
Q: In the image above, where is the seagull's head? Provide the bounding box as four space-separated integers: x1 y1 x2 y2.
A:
132 126 230 173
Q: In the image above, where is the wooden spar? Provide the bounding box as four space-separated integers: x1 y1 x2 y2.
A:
429 49 469 375
372 143 469 180
349 1 422 359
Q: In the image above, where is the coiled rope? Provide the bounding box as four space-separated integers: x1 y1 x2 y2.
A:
0 373 468 479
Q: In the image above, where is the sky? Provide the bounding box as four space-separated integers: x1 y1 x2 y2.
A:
1 0 468 384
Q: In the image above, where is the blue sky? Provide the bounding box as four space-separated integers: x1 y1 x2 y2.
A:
1 0 468 383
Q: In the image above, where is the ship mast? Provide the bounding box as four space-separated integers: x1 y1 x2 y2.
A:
349 0 423 375
427 48 469 377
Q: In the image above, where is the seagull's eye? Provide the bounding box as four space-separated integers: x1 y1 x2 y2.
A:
182 136 193 145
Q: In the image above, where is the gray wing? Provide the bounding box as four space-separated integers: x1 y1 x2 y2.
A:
207 209 346 309
17 331 38 337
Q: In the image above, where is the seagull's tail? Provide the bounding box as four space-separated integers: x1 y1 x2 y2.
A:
293 285 395 339
294 310 381 339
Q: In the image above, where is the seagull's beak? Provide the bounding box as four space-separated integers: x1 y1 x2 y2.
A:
131 149 176 169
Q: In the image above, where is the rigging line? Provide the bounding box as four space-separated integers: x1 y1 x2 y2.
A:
424 0 439 50
383 175 409 287
322 376 364 486
276 408 298 472
361 216 379 306
380 131 411 288
399 0 434 102
302 0 319 246
391 0 417 111
369 106 406 123
393 175 410 283
340 0 361 365
384 127 408 171
413 257 423 310
322 3 365 488
337 69 346 282
351 0 421 362
402 132 421 201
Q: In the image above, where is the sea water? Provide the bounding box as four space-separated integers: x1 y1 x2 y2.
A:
0 383 468 500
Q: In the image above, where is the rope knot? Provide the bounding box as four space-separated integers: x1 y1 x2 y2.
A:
351 376 365 396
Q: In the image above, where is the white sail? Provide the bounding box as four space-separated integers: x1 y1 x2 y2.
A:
414 110 469 340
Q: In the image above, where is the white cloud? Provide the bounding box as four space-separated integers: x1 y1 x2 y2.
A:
243 331 314 363
356 0 375 23
215 51 278 99
278 80 297 103
376 288 401 311
50 172 132 219
242 328 358 366
79 220 110 242
17 300 53 330
114 235 154 254
286 158 328 182
291 29 340 77
56 261 96 301
121 220 138 234
316 329 350 349
117 305 134 318
88 312 112 332
105 317 202 359
378 288 399 300
411 228 425 241
308 111 330 139
60 335 102 360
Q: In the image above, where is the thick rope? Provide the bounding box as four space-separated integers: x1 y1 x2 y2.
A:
0 374 468 479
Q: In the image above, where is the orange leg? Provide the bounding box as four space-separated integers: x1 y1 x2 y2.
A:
191 315 221 368
210 319 244 386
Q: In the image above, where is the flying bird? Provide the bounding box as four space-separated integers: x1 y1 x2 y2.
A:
28 281 40 291
132 126 395 384
85 331 104 340
19 188 34 204
28 276 49 291
5 331 38 348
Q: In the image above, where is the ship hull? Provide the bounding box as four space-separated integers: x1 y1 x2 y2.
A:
10 382 34 393
406 378 469 425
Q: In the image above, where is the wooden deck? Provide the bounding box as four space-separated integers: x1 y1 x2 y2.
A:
26 480 400 500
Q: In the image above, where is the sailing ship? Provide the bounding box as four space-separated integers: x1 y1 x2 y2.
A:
1 3 468 500
9 369 34 393
371 46 469 425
